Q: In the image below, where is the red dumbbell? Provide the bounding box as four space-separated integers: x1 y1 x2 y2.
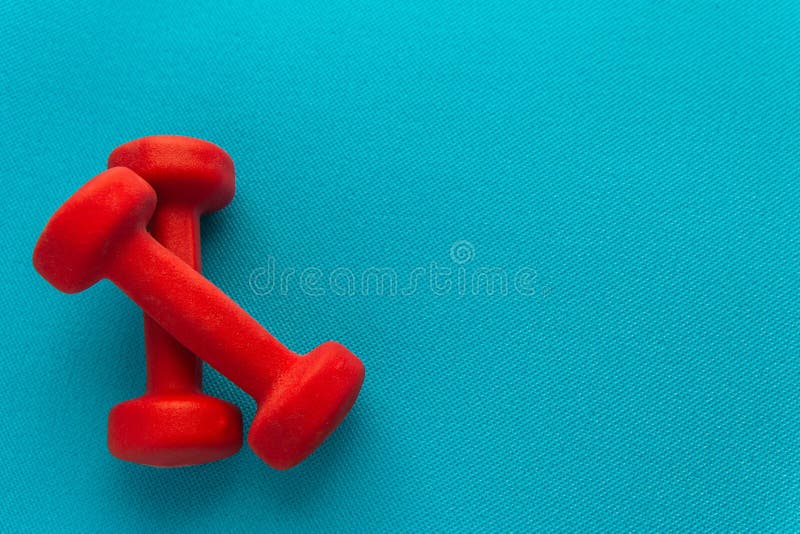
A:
105 136 243 467
33 167 365 470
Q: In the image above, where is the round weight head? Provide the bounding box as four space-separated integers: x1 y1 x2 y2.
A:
108 394 243 467
33 167 156 293
248 341 365 470
108 135 235 213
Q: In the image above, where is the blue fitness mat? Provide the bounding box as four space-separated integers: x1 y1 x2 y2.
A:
2 1 799 530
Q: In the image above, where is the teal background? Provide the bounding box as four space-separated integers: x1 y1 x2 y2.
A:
2 1 800 530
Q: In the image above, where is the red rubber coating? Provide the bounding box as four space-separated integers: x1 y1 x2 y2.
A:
105 136 243 467
33 168 365 470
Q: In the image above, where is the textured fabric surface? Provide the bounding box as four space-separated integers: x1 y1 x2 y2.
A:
2 1 800 530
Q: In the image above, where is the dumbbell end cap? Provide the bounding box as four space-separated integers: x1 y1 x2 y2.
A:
33 167 156 293
249 341 365 470
108 135 235 213
108 394 243 467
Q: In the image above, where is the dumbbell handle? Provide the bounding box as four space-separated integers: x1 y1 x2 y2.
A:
144 205 203 392
109 229 296 400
